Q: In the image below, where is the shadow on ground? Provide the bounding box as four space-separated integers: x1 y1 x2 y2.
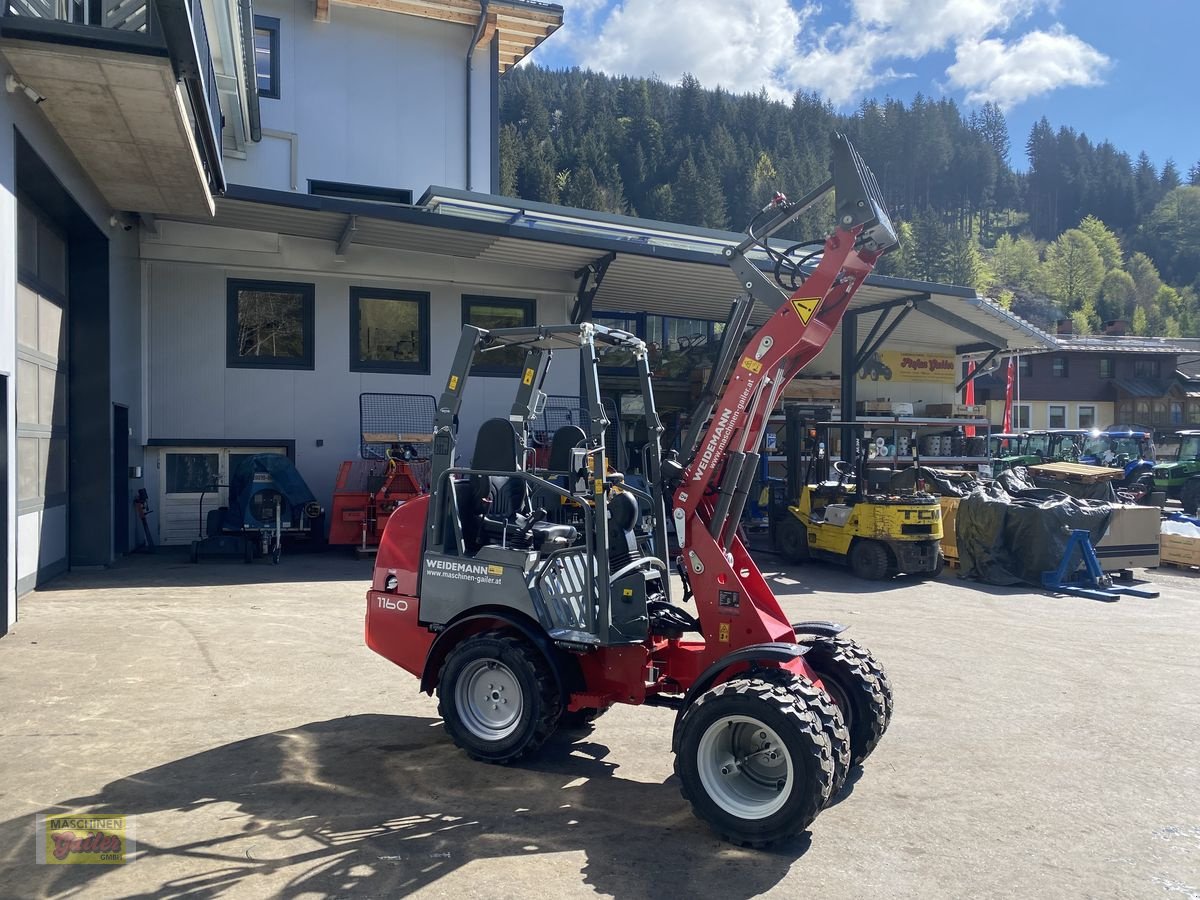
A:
34 547 370 592
2 715 803 898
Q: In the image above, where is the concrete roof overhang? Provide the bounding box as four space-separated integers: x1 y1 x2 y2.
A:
168 184 1057 373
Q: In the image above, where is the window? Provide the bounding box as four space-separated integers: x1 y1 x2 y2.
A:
462 295 535 375
253 16 280 99
1170 402 1184 425
1078 406 1096 429
310 180 413 206
1049 405 1066 428
1098 357 1114 379
1052 357 1068 377
165 453 220 494
1014 404 1031 430
227 279 314 369
595 312 642 370
1018 357 1032 377
351 287 429 373
1135 359 1161 378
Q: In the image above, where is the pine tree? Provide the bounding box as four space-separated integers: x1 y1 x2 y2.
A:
1161 159 1182 192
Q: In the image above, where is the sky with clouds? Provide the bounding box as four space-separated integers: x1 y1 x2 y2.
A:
532 0 1197 172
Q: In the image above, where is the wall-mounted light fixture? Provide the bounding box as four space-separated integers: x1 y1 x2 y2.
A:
5 74 45 105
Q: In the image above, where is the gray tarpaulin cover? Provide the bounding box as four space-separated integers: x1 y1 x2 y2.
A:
889 466 975 497
957 468 1113 586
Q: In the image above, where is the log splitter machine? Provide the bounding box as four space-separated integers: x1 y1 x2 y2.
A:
365 134 898 846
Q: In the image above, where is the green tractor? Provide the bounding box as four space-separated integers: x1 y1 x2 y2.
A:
1153 431 1200 514
991 430 1051 473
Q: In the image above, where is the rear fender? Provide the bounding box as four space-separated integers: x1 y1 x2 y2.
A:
670 642 812 753
419 607 578 701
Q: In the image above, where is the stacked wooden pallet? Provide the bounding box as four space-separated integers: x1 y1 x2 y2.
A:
1028 461 1124 484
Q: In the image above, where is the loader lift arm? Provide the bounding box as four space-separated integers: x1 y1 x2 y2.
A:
660 132 898 649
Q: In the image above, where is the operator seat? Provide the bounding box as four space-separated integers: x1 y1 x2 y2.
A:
471 418 576 552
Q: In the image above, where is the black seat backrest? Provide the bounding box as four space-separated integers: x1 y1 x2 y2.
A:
473 418 521 472
608 490 640 565
471 419 529 540
547 425 586 472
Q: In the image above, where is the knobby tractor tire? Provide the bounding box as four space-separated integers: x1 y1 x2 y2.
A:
674 677 835 847
754 668 851 804
795 636 892 766
437 630 562 765
776 517 810 563
1182 477 1200 516
849 539 890 580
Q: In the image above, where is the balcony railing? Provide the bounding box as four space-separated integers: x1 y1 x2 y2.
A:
2 0 225 197
6 0 153 32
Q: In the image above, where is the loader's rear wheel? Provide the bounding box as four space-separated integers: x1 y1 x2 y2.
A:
849 539 890 580
675 677 834 847
437 631 561 764
776 517 809 563
795 636 892 766
755 668 850 803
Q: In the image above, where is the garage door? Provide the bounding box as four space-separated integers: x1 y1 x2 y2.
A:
157 446 287 545
15 200 69 593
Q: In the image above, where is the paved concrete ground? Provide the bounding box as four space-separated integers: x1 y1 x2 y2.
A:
0 550 1198 899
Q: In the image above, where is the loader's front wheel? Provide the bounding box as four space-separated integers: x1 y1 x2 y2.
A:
795 636 892 766
437 631 561 764
675 677 834 847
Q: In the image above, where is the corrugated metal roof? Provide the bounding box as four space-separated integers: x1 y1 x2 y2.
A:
1053 335 1194 353
1113 377 1171 398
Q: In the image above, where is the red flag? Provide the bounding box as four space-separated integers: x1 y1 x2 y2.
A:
1002 357 1015 432
964 361 977 436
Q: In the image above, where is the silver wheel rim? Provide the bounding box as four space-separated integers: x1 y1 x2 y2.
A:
696 715 794 819
455 659 524 741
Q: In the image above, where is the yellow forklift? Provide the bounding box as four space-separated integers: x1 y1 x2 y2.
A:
772 408 943 579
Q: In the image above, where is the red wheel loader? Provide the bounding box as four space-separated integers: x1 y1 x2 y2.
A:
365 133 898 846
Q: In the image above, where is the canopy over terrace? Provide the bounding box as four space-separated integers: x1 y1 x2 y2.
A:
167 183 1056 391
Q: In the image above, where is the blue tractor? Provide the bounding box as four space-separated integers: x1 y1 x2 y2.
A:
1078 429 1160 503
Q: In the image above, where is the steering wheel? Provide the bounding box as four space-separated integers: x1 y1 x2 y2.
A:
832 460 854 478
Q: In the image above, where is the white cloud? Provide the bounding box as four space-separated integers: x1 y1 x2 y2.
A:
581 0 816 100
570 0 1109 110
946 26 1111 109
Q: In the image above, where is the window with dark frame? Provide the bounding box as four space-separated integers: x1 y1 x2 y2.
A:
227 279 314 370
1018 357 1032 377
1049 405 1066 428
253 16 280 99
1052 357 1068 377
1134 358 1161 378
351 287 429 374
462 295 536 375
1078 406 1096 429
1098 357 1114 379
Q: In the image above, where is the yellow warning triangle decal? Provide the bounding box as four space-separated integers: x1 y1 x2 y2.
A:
791 296 821 325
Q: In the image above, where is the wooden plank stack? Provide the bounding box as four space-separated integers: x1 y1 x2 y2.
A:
1027 461 1124 484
